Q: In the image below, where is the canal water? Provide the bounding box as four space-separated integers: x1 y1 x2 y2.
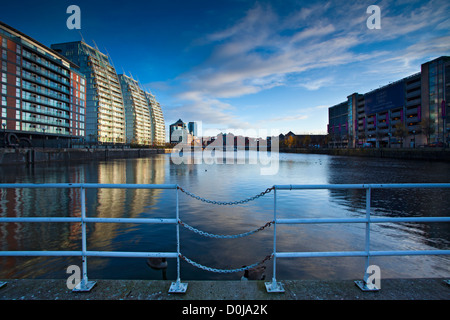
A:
0 152 449 282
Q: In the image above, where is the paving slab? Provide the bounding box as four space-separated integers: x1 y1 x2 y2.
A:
0 278 449 300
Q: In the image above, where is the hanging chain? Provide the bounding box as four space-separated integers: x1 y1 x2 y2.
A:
179 220 274 239
175 186 274 274
177 186 274 205
179 253 272 274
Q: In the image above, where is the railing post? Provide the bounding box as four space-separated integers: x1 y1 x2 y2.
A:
169 186 188 293
73 186 96 292
265 186 284 293
355 186 379 291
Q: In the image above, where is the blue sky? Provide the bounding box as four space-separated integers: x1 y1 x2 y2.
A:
1 0 449 138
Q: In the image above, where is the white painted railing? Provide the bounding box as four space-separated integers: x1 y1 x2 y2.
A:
0 183 449 293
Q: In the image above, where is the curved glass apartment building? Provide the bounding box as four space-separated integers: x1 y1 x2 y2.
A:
118 74 152 145
145 91 166 146
51 41 126 144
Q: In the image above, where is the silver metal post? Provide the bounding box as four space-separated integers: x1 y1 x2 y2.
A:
169 186 187 293
73 186 96 292
265 187 284 293
355 187 379 291
365 187 371 276
273 188 277 279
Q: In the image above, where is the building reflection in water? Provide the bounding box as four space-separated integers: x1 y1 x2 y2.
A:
0 156 168 280
86 158 170 279
324 156 450 279
0 153 449 281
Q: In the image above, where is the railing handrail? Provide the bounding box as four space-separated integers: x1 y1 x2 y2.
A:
0 183 178 189
266 182 450 292
274 183 450 189
0 182 449 293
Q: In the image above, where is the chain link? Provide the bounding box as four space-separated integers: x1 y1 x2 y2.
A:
175 186 274 274
179 220 274 239
179 253 272 274
177 186 274 205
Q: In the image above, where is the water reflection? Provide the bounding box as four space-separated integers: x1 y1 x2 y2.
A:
0 156 171 279
0 153 449 281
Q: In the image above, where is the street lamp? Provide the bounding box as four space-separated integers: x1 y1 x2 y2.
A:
412 130 416 148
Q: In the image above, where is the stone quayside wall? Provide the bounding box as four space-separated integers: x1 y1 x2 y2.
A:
1 147 449 165
280 147 450 162
0 148 172 165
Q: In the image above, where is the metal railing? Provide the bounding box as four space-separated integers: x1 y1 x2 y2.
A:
267 183 450 292
0 183 449 293
0 183 186 293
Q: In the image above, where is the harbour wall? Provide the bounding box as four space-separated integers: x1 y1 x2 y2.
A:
0 148 173 165
279 147 450 162
1 147 450 165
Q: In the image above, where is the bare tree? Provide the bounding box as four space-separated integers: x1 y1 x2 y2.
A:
394 122 408 147
419 120 435 145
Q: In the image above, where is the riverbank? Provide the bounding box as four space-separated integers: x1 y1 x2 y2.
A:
279 147 450 162
1 146 450 166
0 147 172 165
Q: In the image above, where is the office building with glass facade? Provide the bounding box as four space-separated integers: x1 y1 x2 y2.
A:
0 21 86 148
51 41 126 144
328 56 449 148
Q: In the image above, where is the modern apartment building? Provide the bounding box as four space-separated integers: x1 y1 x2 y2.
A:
51 41 126 144
144 91 166 145
118 74 152 145
328 56 449 148
0 21 86 148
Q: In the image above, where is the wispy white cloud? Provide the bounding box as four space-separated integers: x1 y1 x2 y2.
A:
297 77 334 91
162 0 449 132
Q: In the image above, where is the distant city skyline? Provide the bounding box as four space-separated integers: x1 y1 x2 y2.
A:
2 0 449 138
